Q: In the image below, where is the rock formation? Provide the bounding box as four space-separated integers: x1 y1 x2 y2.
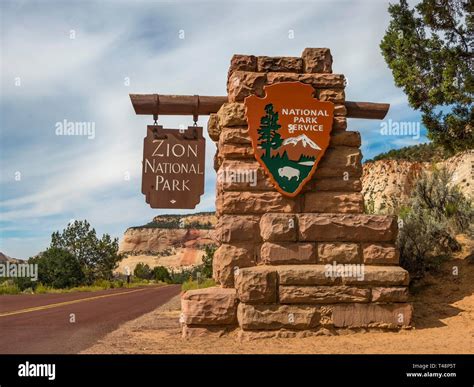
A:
181 48 413 338
362 150 473 214
117 213 216 274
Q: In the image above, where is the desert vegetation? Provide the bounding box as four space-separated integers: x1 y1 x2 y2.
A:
0 220 131 294
132 244 216 290
397 167 473 280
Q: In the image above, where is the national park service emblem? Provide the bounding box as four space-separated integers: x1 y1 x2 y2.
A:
244 82 334 197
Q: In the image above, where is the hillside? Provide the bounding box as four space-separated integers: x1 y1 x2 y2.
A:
365 142 453 163
362 150 473 214
0 252 21 263
117 213 216 274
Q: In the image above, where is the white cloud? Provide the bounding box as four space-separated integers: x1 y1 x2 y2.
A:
0 0 426 258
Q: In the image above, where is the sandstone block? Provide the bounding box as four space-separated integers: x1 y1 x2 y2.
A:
371 287 409 302
237 303 321 330
301 48 333 73
229 54 257 73
265 72 299 84
214 215 261 243
217 103 247 127
332 303 413 328
303 73 345 88
217 191 298 215
260 242 316 265
362 243 400 265
266 72 345 88
213 243 256 287
228 71 266 102
306 177 362 192
314 147 362 178
279 285 370 304
317 89 344 103
181 287 238 325
220 127 251 144
333 116 347 130
218 143 254 159
260 213 297 242
277 265 341 285
207 113 220 142
303 191 364 213
317 242 361 264
334 104 347 116
217 160 273 191
330 131 361 147
342 266 409 286
297 214 397 242
257 56 303 73
235 266 277 303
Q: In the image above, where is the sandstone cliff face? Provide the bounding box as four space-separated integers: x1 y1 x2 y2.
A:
117 213 216 274
119 228 214 254
362 150 473 214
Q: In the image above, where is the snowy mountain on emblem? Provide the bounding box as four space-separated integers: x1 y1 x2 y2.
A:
282 134 321 150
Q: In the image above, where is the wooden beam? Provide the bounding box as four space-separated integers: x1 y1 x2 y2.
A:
130 94 389 120
344 101 390 120
130 94 228 116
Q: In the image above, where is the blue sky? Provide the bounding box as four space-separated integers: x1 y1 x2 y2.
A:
0 0 428 259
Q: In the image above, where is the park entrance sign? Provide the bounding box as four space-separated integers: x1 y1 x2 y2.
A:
245 82 334 197
141 125 205 209
129 48 413 337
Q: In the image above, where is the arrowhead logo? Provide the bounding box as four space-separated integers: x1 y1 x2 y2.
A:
244 82 334 197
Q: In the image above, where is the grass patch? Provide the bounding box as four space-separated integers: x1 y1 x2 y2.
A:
0 283 21 295
181 278 216 292
0 279 161 296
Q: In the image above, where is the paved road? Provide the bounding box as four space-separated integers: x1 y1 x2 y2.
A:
0 285 181 354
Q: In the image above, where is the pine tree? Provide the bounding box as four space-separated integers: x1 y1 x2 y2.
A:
258 104 283 158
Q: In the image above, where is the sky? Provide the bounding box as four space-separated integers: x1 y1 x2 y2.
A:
0 0 429 259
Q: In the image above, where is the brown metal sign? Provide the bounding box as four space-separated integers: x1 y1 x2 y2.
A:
142 125 205 209
245 82 334 197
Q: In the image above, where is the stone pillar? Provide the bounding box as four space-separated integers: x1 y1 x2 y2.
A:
181 48 412 338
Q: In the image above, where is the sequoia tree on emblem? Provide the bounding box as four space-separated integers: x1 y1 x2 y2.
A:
244 82 335 197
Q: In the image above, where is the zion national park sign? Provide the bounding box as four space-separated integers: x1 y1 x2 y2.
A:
141 125 205 209
245 82 334 197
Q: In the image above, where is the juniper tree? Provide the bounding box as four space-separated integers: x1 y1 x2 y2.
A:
380 0 473 153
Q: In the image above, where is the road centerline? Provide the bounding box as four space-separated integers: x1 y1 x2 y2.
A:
0 287 160 318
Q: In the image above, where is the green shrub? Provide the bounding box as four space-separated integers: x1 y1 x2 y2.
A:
30 247 85 289
398 167 473 280
50 220 123 284
200 245 216 279
152 266 171 283
92 279 111 289
34 283 53 294
134 263 153 280
0 280 20 295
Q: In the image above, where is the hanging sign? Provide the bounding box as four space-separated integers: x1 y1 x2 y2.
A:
245 82 334 197
142 125 205 209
